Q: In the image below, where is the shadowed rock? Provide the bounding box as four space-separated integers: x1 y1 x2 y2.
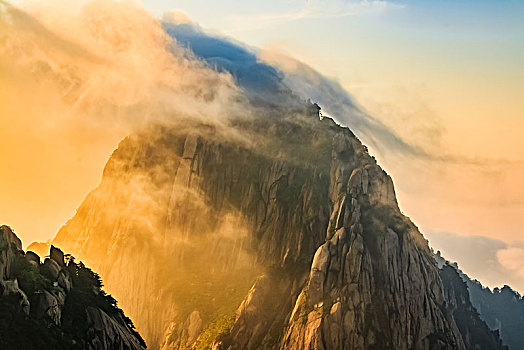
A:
0 226 147 349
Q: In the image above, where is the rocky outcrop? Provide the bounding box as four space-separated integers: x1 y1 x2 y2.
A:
86 306 147 350
50 102 505 349
226 274 301 350
0 225 146 349
0 225 22 280
160 310 203 350
235 128 467 349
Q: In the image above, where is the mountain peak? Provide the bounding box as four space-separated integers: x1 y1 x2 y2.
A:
50 103 506 349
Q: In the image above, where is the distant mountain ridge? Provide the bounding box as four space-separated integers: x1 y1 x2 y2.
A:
436 251 524 350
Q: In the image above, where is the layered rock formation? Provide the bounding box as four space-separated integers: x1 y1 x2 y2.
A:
50 102 505 349
0 225 146 349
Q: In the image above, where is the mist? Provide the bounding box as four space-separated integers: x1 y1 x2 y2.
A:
0 0 251 244
162 17 425 159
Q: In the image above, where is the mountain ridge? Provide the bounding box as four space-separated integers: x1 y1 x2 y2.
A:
436 251 524 350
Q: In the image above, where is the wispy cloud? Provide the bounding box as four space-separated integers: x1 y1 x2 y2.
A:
0 0 247 243
225 0 404 33
259 48 523 170
497 246 524 280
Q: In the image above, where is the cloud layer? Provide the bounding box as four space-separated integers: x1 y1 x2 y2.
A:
0 0 246 243
224 0 402 33
162 19 430 159
427 231 524 294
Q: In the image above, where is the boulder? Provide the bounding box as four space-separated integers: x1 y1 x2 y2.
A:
43 258 61 280
26 251 40 264
50 245 65 266
0 279 30 315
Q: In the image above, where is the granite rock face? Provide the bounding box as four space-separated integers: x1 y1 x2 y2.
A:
0 225 146 350
0 225 22 280
51 103 505 349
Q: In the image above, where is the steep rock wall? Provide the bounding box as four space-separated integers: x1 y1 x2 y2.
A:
51 106 504 349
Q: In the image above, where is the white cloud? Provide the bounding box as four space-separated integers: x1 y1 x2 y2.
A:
497 247 524 279
426 231 524 294
162 9 192 25
225 0 404 33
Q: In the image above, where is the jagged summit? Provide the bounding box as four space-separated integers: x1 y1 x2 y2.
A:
0 225 146 349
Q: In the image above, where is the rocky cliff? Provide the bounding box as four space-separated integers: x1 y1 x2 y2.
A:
0 225 146 349
50 102 505 349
